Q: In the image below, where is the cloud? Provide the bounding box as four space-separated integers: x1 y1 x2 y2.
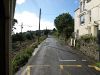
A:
16 0 26 5
14 11 55 33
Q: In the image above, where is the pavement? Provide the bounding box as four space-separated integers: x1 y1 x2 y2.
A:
15 36 100 75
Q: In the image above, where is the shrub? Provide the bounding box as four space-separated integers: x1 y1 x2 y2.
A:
12 36 45 74
80 34 96 43
12 47 34 74
96 62 100 68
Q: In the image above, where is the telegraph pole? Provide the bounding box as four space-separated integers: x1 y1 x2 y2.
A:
20 23 23 45
21 23 23 33
38 8 41 44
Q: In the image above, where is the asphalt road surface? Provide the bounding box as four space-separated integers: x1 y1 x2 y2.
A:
16 36 100 75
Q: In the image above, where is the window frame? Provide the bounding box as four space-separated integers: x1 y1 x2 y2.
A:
87 0 91 3
80 14 85 25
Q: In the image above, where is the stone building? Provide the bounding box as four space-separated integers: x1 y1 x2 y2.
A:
74 0 100 38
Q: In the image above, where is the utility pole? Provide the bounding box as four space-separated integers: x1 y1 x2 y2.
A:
20 23 23 45
38 8 41 44
21 23 23 33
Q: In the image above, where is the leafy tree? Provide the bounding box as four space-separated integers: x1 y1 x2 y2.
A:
25 31 35 40
53 28 56 32
44 29 49 36
54 13 74 39
12 19 18 31
12 32 25 43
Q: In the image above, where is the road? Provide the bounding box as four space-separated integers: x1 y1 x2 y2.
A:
16 36 100 75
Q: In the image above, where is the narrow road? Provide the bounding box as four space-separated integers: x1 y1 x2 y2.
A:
16 36 100 75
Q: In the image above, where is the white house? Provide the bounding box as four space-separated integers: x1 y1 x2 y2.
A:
74 0 100 38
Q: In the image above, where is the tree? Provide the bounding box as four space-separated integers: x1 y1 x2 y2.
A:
12 32 25 43
12 19 18 34
54 13 74 39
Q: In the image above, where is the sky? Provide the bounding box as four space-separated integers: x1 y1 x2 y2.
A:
14 0 79 33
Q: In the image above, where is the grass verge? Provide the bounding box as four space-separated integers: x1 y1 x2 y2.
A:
12 43 38 74
11 36 46 75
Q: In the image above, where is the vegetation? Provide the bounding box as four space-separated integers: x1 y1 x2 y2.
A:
11 29 49 74
80 34 96 43
11 35 46 74
12 43 37 74
96 62 100 68
75 34 97 49
54 13 74 39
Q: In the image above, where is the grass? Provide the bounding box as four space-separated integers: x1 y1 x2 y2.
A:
96 62 100 68
12 44 37 74
11 36 46 75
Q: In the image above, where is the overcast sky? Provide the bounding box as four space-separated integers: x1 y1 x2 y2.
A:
14 0 79 33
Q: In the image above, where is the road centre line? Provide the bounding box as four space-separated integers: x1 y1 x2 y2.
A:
82 60 87 61
59 59 77 62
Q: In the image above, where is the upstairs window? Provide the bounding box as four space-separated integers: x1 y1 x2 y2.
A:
88 10 91 22
80 2 82 12
80 15 85 24
83 0 85 10
87 0 91 3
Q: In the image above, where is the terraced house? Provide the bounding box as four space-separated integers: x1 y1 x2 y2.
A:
74 0 100 38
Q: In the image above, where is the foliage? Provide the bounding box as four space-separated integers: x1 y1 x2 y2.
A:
53 28 56 32
12 35 46 74
12 31 36 43
96 62 100 68
12 44 37 74
25 32 34 40
12 32 25 43
44 29 50 37
80 34 96 43
54 13 74 38
12 19 18 32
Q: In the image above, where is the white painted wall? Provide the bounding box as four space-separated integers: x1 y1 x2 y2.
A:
75 0 100 37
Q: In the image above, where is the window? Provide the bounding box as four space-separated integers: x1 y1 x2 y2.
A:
87 0 91 3
80 0 85 12
80 15 85 24
80 2 82 12
83 0 85 10
88 10 91 22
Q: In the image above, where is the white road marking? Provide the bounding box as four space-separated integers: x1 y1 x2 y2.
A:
59 59 77 62
32 48 38 56
82 60 87 61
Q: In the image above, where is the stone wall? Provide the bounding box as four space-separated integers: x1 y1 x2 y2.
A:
67 38 99 61
79 42 99 61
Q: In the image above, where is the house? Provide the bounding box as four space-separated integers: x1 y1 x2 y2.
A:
74 0 100 38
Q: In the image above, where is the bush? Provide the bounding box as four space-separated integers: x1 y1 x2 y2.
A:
12 46 35 74
80 34 96 43
96 62 100 68
12 36 45 74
